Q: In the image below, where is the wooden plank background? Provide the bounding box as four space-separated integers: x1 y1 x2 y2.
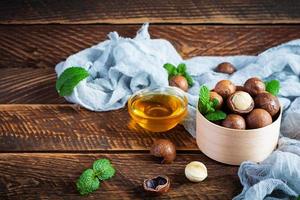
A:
0 0 300 24
1 0 299 199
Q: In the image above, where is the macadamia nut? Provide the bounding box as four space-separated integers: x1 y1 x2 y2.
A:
184 161 207 182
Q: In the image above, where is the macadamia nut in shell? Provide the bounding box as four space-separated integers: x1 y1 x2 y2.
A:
214 80 236 98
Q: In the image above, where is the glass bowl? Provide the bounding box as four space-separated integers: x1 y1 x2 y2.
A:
128 86 188 132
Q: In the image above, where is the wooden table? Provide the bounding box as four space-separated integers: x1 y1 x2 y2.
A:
1 1 300 199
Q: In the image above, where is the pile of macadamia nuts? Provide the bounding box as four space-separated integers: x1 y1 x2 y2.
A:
211 77 280 129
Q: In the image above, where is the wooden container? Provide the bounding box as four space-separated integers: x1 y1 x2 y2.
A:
196 109 282 165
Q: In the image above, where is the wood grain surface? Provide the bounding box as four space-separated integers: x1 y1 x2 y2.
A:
1 25 300 69
0 153 240 199
1 0 300 24
0 104 197 151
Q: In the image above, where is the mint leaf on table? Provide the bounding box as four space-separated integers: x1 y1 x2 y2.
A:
163 63 194 86
93 159 116 181
76 158 116 196
205 110 227 121
177 63 186 74
265 79 280 96
76 169 100 196
56 67 89 96
163 63 178 77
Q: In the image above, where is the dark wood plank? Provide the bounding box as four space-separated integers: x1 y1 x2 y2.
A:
0 68 64 104
2 26 300 103
0 153 241 199
0 104 197 151
1 25 300 69
1 0 300 24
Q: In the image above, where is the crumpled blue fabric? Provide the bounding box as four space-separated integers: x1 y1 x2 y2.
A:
55 23 300 199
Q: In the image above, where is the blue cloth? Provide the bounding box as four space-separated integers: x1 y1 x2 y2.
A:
56 23 300 199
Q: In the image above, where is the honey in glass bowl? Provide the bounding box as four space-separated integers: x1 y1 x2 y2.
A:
128 87 188 132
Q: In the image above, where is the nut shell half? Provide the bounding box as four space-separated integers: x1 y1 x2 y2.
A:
222 114 246 130
246 108 272 129
254 93 280 116
143 175 170 194
227 91 254 114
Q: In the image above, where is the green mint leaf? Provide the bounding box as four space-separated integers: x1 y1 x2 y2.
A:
177 63 186 74
183 72 194 86
56 67 89 96
163 63 178 77
93 159 116 181
212 99 219 109
265 80 280 96
198 85 211 114
205 111 227 121
199 85 210 105
76 169 100 196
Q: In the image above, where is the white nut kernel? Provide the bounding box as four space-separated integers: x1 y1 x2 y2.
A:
184 161 207 182
231 91 253 111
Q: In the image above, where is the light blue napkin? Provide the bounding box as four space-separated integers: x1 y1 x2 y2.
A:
56 23 300 199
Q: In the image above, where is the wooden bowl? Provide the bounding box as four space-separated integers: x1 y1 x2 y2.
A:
196 109 282 165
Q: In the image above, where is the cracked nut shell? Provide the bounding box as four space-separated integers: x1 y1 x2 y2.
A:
143 175 170 194
215 62 236 74
246 108 272 129
150 139 176 164
214 80 236 99
169 75 188 92
222 114 246 130
227 91 254 114
210 91 223 109
244 77 265 96
254 92 280 117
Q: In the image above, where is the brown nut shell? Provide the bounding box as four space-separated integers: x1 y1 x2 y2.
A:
210 91 223 109
222 114 246 130
246 108 272 129
169 75 188 92
236 85 247 92
254 93 280 117
215 62 236 74
150 139 176 164
244 77 265 96
143 175 170 194
227 91 254 114
214 80 236 98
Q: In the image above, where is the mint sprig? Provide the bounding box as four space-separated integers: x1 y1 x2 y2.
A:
198 85 227 121
56 67 89 96
76 159 116 196
163 63 194 86
265 80 280 96
205 110 227 121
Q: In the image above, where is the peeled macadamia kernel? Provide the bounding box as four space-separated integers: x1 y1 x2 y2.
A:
214 80 236 98
169 75 188 92
246 108 272 129
185 161 207 182
215 62 236 74
227 91 254 114
210 91 223 109
254 93 280 116
222 114 246 130
244 77 265 96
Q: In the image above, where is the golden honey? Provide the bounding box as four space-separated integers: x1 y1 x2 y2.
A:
128 87 188 132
